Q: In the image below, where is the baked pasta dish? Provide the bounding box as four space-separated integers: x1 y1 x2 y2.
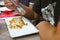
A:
9 17 27 29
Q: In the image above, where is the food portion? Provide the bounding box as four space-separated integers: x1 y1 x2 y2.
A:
9 17 27 29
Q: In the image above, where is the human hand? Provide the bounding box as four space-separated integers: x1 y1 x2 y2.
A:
12 0 20 4
4 0 22 15
4 0 17 10
36 21 60 40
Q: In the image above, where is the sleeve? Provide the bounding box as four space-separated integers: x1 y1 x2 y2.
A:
54 0 60 26
29 0 36 3
33 0 41 15
32 0 55 15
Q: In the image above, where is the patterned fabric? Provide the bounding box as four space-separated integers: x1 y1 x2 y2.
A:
41 4 55 25
33 0 56 25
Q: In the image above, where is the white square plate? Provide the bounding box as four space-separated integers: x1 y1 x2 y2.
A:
5 16 39 38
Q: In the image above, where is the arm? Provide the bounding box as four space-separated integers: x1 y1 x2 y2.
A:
17 3 40 20
4 0 40 20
